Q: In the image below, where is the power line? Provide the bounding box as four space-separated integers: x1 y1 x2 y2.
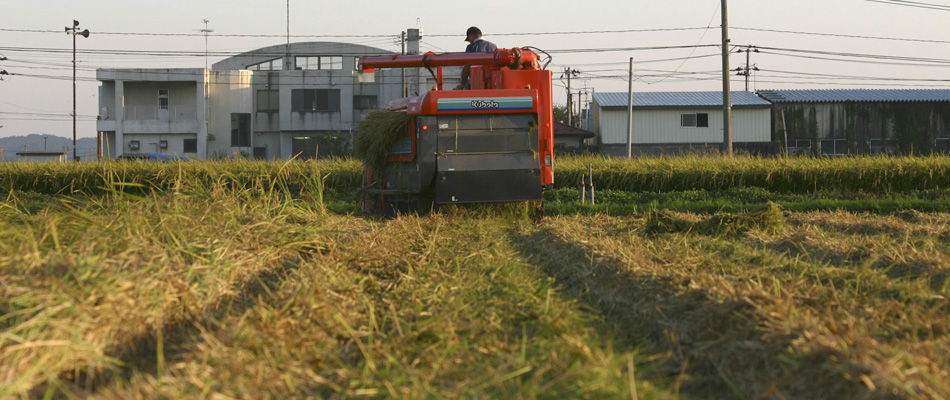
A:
0 43 722 58
0 26 710 38
857 0 950 11
733 26 950 45
758 47 950 68
0 28 398 39
649 2 721 84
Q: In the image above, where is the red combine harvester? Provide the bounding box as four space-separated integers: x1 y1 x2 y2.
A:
358 48 554 214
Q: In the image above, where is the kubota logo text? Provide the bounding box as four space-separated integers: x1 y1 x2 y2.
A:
471 100 500 109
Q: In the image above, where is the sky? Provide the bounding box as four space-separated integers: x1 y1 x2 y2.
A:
1 0 949 139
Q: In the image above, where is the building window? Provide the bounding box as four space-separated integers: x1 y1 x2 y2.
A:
292 89 341 112
231 113 251 147
935 138 950 154
253 146 267 160
681 113 709 128
295 56 343 70
292 136 318 160
869 139 898 155
158 89 169 109
353 95 378 110
183 138 197 153
247 59 281 71
820 139 849 156
129 140 140 151
788 139 811 149
257 90 279 112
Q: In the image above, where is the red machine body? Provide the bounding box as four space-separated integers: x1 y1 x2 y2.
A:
360 48 554 187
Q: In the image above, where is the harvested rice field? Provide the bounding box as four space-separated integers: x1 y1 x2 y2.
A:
1 158 949 399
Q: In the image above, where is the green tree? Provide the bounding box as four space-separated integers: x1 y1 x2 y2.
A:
553 104 570 124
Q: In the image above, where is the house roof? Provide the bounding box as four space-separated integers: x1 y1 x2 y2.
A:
593 91 771 109
756 89 950 103
554 122 595 139
16 151 66 156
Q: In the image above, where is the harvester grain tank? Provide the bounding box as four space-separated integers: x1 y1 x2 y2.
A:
357 48 555 213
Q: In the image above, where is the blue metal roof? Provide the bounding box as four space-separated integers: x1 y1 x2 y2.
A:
593 91 771 109
756 89 950 103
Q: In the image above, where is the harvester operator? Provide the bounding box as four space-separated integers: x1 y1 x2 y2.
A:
456 26 497 90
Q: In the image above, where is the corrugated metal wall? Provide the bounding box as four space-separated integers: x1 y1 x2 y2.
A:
775 102 950 154
596 108 771 144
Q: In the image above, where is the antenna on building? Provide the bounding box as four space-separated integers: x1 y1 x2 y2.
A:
286 0 291 69
200 19 213 70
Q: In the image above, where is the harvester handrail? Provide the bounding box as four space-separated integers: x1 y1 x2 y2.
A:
359 48 541 72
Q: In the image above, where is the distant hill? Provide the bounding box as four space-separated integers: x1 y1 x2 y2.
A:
0 134 99 162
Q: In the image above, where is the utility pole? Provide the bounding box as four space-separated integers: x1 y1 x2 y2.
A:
566 68 572 126
67 20 89 162
577 90 587 129
401 31 407 97
736 45 759 91
563 67 579 126
626 57 634 158
577 90 588 128
720 0 733 156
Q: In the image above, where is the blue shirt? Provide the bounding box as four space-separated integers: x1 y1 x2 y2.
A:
466 38 497 53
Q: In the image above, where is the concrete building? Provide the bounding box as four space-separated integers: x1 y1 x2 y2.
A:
591 91 773 156
756 89 950 156
96 29 447 160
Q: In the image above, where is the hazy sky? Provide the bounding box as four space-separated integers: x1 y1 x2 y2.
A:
1 0 948 138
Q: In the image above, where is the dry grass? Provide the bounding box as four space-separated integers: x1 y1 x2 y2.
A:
514 212 950 399
0 164 332 397
2 160 949 399
645 202 786 236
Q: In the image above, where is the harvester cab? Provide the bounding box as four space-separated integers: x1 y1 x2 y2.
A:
357 48 555 215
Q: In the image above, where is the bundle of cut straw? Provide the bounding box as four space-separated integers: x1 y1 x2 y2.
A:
354 110 413 172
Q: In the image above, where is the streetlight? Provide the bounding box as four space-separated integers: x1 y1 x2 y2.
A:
66 20 90 162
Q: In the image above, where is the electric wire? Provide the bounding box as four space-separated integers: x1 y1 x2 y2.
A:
649 2 721 84
857 0 950 11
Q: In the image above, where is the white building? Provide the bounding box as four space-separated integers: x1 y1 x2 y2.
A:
14 151 67 163
591 91 774 156
96 30 445 160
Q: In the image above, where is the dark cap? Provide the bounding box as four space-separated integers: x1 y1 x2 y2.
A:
465 26 481 41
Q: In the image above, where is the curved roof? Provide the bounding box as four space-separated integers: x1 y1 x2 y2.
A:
211 41 395 71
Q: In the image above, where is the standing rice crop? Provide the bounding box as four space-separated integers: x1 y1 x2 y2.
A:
555 154 950 193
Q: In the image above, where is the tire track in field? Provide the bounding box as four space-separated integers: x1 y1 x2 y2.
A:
508 215 873 400
22 215 371 398
85 215 428 398
25 255 309 398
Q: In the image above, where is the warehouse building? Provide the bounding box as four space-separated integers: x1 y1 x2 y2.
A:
96 29 445 160
756 89 950 156
591 91 773 156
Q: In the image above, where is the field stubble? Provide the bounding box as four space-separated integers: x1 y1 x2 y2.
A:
1 158 949 399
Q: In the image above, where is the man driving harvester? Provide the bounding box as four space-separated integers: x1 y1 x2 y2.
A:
456 26 497 90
